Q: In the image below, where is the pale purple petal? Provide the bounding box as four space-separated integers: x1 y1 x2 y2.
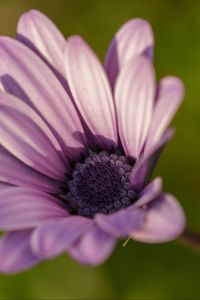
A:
95 208 145 238
17 10 66 78
0 231 40 274
132 193 185 243
131 128 174 189
0 145 61 193
65 36 117 148
133 177 162 207
0 187 68 230
69 225 116 266
0 182 12 189
0 37 86 159
0 92 67 180
31 216 92 258
144 76 184 156
105 18 154 89
115 56 156 158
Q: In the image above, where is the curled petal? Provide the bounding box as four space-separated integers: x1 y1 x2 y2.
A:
69 225 116 266
132 193 186 243
95 208 145 238
133 177 162 207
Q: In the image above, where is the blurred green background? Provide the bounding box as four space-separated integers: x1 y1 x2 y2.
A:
0 0 200 299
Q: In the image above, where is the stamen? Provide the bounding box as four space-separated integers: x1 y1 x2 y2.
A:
62 151 137 218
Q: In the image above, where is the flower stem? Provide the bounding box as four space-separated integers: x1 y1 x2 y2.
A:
178 228 200 252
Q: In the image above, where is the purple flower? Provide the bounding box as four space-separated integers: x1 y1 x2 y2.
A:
0 10 185 274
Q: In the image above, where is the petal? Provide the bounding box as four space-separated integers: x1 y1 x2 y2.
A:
0 145 61 193
65 36 117 148
131 128 174 189
132 193 186 243
95 208 145 238
69 225 116 266
115 56 156 158
0 182 12 189
144 76 185 155
105 18 154 89
0 37 86 159
17 10 66 80
0 187 68 230
133 177 162 207
31 216 92 258
0 92 67 180
0 230 40 274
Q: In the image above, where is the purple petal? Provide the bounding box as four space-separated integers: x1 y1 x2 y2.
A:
115 56 156 158
0 230 40 274
31 216 92 258
65 36 117 148
131 128 174 189
0 145 61 193
133 177 162 208
132 193 185 243
0 187 68 230
69 225 116 266
105 18 154 90
95 208 145 238
144 76 184 155
17 10 66 78
0 182 12 189
0 37 86 159
0 92 67 180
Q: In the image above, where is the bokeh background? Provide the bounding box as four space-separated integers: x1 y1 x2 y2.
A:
0 0 200 299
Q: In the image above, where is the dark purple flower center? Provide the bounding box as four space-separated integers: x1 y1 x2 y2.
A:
63 151 137 218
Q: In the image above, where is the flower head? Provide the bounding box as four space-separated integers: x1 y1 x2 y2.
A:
0 10 185 274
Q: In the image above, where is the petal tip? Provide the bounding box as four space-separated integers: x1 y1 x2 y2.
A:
161 75 185 99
